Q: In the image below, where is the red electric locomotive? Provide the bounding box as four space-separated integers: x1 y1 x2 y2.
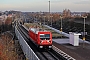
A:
29 27 52 48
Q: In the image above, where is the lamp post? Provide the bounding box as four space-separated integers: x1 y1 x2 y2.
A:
82 16 87 48
60 16 63 32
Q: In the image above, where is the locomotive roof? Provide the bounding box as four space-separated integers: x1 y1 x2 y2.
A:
29 28 49 34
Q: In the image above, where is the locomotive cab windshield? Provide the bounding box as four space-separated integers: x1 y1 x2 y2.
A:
40 34 50 40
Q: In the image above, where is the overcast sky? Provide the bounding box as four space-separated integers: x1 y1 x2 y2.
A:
0 0 90 12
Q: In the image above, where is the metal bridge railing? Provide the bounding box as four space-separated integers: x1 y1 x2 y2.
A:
15 26 40 60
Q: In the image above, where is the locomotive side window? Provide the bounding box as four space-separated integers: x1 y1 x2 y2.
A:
40 34 50 40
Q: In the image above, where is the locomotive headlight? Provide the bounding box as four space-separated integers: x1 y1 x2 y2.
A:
47 40 49 42
49 41 51 43
49 46 52 48
42 41 43 42
40 46 43 48
47 40 51 43
49 41 51 42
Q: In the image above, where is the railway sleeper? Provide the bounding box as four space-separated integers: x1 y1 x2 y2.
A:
52 45 76 60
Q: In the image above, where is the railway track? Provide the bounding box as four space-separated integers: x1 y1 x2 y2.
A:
41 51 58 60
17 24 66 60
